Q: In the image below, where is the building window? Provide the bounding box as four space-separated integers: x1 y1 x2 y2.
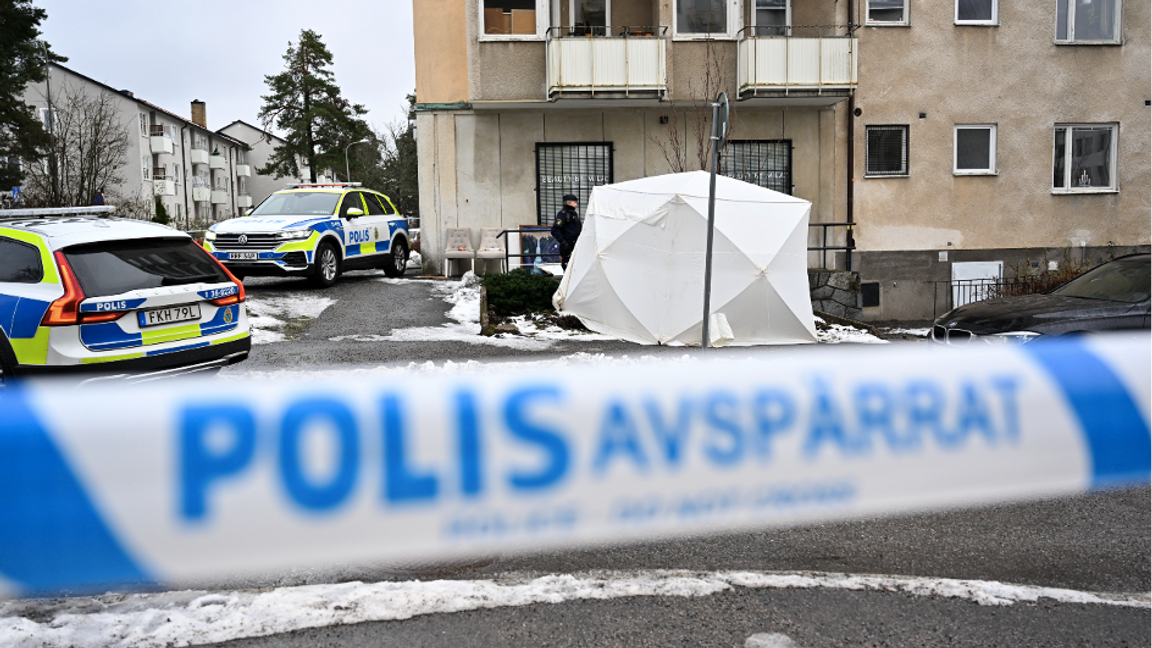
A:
142 155 151 180
865 125 909 177
1053 124 1117 191
723 140 792 194
139 114 148 137
481 0 542 37
676 0 732 36
954 125 996 174
751 0 789 36
172 165 180 183
867 0 908 25
956 0 996 24
535 143 613 226
41 109 55 133
1056 0 1120 43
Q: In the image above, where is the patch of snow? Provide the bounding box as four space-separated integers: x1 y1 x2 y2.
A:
406 250 422 270
1 570 1144 648
746 633 803 648
883 327 931 337
244 293 336 345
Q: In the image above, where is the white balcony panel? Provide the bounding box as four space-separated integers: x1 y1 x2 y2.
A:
209 155 227 171
738 37 857 93
548 36 665 96
150 136 174 156
192 186 211 202
190 149 209 165
211 190 228 204
153 179 175 196
235 164 251 177
237 195 253 209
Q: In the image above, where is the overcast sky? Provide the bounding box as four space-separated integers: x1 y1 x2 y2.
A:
33 0 416 134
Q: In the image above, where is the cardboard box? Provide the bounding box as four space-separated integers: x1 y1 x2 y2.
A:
484 8 508 34
511 9 536 34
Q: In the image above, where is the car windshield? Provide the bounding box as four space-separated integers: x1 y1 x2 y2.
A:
1050 257 1151 304
248 191 340 216
65 238 229 298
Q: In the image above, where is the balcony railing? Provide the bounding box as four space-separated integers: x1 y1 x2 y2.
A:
737 25 857 101
235 163 251 177
209 153 226 171
546 26 667 99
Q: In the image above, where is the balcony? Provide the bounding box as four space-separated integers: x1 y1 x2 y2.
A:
152 173 175 196
211 189 229 204
191 176 210 202
209 153 227 171
149 127 174 156
736 25 857 104
190 147 209 165
546 27 667 100
237 194 252 209
235 163 251 177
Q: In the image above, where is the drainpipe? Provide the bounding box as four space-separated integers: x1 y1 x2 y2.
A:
229 147 236 218
846 0 856 273
181 125 189 225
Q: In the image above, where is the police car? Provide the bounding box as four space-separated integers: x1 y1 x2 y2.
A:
203 183 410 287
0 207 250 381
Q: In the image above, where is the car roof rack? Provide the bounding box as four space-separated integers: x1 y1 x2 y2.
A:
285 182 362 189
0 206 116 218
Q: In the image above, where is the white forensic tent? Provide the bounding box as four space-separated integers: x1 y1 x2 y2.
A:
553 171 818 346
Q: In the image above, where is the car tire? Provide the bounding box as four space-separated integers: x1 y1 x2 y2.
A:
383 238 409 278
311 241 341 288
0 332 17 385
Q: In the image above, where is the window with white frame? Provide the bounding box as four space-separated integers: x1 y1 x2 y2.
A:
481 0 544 37
139 114 148 137
676 0 733 37
1053 124 1117 191
752 0 789 36
1056 0 1120 43
40 109 55 133
954 125 996 174
865 125 909 176
867 0 908 25
172 164 180 183
142 155 151 180
956 0 996 24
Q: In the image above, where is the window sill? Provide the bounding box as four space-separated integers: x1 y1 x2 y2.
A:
1054 39 1122 46
1052 188 1119 195
953 171 998 176
672 34 737 41
479 35 544 42
955 22 999 27
865 22 910 28
863 173 909 179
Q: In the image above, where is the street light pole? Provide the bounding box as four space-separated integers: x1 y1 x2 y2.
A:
344 139 370 183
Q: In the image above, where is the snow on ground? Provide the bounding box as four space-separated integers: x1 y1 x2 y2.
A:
244 293 336 345
1 570 1144 648
815 317 888 345
882 327 932 338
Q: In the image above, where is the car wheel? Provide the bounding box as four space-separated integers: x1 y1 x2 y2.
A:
383 239 409 278
0 332 17 386
311 241 341 288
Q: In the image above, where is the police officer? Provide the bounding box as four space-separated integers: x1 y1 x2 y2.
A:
551 193 582 270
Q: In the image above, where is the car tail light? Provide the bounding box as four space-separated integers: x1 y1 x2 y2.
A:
198 245 246 306
41 251 126 326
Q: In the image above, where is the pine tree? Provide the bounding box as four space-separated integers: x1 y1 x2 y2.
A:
0 0 66 189
256 29 369 183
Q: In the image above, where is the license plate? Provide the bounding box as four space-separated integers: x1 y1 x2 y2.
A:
138 304 201 328
229 252 258 261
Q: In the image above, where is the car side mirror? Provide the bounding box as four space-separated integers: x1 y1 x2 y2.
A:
346 207 364 218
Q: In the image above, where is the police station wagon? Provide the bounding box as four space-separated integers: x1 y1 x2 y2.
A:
203 183 410 287
0 208 250 381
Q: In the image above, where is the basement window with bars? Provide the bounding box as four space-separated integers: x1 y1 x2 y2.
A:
865 125 909 177
723 140 792 194
535 143 613 227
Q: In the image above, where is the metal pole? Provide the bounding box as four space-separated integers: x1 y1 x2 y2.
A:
42 42 59 204
701 101 721 349
344 139 369 183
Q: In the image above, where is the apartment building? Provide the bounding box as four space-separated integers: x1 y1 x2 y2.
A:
413 0 859 274
20 64 280 226
852 0 1150 320
217 120 310 209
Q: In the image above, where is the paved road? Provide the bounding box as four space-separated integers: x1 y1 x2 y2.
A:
204 272 1150 648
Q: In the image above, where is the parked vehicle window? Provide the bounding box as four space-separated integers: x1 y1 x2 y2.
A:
865 125 909 177
363 193 386 216
249 191 341 216
0 238 43 283
1052 124 1116 191
64 238 229 298
954 125 996 174
1050 258 1150 303
1056 0 1120 43
339 192 366 217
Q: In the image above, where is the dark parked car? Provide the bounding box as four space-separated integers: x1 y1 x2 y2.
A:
932 253 1150 344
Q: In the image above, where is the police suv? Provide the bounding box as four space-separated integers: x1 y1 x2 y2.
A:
204 183 410 287
0 207 250 381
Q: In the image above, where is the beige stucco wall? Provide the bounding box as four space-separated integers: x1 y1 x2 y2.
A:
853 0 1151 254
414 0 469 104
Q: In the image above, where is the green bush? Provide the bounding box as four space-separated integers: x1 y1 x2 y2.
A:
482 269 559 316
152 196 170 225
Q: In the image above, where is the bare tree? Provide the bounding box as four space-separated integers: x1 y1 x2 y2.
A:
22 81 130 207
650 40 733 173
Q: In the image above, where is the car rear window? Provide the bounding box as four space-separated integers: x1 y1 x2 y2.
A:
64 238 229 298
249 191 340 216
1050 258 1151 304
0 237 43 283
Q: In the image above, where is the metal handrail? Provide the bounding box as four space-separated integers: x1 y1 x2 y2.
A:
737 24 858 39
148 125 171 138
808 222 855 271
546 25 668 40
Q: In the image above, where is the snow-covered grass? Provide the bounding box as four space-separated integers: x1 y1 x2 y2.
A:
1 570 1144 648
244 293 335 345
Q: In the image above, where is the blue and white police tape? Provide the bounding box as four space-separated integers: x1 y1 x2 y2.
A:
1 333 1148 597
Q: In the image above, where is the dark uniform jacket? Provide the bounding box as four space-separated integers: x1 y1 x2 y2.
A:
551 205 582 250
